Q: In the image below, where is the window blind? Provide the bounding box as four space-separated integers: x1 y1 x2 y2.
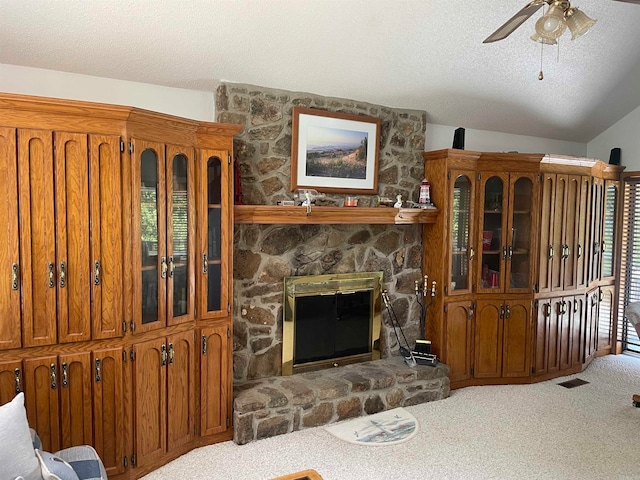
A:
618 173 640 352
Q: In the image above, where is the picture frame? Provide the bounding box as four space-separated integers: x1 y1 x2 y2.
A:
291 107 380 194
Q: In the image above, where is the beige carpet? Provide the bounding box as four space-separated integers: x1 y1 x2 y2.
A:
142 354 640 480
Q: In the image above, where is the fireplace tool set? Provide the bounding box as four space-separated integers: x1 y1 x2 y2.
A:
382 276 438 368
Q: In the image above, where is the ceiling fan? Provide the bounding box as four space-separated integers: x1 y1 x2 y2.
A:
484 0 640 44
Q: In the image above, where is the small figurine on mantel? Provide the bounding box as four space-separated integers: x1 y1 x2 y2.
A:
394 194 403 208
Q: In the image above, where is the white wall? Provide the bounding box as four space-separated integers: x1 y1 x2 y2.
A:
1 64 598 159
587 104 640 172
426 123 587 157
0 64 215 121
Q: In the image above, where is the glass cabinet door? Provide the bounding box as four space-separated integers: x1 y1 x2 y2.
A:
506 175 535 293
199 150 230 319
601 181 618 280
167 146 195 325
478 174 507 292
137 144 166 329
134 140 195 332
449 172 475 295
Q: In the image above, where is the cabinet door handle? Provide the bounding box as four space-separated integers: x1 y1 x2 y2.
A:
48 262 55 288
61 362 68 388
169 343 175 364
161 344 168 366
50 363 57 390
502 246 507 260
94 260 101 285
168 256 175 278
14 368 21 394
202 335 208 355
468 304 474 319
12 263 19 290
95 358 102 383
549 245 554 259
468 246 475 261
161 257 168 279
602 241 606 253
508 246 513 258
563 301 568 314
500 304 505 319
59 262 66 288
577 244 582 258
505 304 511 319
202 254 208 274
543 303 550 318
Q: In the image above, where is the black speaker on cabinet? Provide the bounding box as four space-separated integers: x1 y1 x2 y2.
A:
452 127 465 149
609 147 621 165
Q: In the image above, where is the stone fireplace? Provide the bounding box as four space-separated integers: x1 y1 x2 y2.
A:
217 83 429 383
219 83 451 445
282 271 383 375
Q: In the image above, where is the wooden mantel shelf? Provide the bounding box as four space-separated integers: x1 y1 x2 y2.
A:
234 205 439 225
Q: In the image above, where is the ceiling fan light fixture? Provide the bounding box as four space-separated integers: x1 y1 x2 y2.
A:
530 32 558 44
535 2 568 39
565 7 597 40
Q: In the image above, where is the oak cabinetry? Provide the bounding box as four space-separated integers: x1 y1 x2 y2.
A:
442 301 474 384
198 150 233 321
534 296 583 377
474 299 531 379
132 331 195 469
477 172 537 295
538 174 590 293
0 94 240 480
423 149 623 390
199 326 231 436
91 347 125 478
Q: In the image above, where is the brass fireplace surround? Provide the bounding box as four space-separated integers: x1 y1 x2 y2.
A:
282 271 383 375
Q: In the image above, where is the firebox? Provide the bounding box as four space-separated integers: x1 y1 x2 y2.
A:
282 272 383 375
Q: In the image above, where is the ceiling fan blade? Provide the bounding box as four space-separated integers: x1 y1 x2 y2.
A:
612 0 640 4
483 1 546 43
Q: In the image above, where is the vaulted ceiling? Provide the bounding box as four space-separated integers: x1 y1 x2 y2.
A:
2 0 640 142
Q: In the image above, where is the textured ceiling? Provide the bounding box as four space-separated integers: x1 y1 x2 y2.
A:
2 0 640 143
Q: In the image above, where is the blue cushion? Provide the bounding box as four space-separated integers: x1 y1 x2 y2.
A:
35 449 80 480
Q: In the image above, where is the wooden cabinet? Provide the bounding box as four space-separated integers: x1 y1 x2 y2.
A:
423 149 623 390
477 172 537 295
474 299 530 379
200 326 231 437
198 150 233 320
92 347 125 478
0 94 240 480
442 301 474 384
0 128 21 350
534 296 579 377
538 174 589 294
132 140 196 334
597 285 615 354
584 288 599 363
132 331 195 470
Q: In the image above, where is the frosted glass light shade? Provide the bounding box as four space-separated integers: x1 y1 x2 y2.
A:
565 8 596 40
535 4 567 40
530 32 558 45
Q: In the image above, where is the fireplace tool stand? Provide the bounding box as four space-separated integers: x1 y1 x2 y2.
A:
412 276 438 367
382 290 417 367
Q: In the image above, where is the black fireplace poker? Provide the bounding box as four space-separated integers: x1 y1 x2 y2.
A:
381 290 417 368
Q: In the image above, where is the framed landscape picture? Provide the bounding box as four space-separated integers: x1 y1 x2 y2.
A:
291 107 380 194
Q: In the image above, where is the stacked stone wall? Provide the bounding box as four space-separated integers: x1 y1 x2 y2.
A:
216 83 428 382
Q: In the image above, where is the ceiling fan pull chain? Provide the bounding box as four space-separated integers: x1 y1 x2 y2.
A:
539 41 544 80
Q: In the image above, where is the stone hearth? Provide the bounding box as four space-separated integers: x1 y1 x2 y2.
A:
232 357 449 444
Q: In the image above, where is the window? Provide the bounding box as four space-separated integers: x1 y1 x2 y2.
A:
618 173 640 353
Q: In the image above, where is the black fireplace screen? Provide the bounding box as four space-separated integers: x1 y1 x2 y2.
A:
282 271 382 375
294 291 371 365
